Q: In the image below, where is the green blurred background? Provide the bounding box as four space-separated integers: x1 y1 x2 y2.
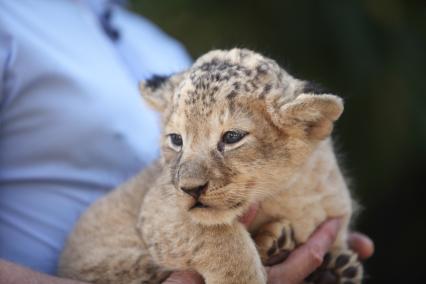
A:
130 0 425 282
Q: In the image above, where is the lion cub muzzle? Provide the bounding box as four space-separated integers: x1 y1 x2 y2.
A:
176 159 210 208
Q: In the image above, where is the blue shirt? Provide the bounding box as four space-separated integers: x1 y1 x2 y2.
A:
0 0 191 274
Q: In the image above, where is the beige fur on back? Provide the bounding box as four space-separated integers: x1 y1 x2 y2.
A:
59 49 359 284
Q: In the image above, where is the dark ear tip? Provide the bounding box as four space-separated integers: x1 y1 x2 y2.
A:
144 74 170 90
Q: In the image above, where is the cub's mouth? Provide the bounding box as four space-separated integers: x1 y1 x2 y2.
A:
186 198 249 226
188 199 245 211
190 201 209 210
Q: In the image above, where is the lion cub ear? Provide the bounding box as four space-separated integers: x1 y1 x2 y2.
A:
139 72 185 112
269 93 344 140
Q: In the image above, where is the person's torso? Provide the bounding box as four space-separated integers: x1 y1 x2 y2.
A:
0 0 190 273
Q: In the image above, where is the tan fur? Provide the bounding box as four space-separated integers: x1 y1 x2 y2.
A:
59 49 359 284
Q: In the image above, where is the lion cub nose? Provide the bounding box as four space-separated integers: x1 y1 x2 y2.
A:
180 183 208 200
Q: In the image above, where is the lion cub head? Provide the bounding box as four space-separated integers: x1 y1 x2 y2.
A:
139 49 343 225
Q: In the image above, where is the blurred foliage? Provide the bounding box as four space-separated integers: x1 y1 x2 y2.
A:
130 0 425 282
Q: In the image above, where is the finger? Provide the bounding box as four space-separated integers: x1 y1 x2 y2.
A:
268 219 341 284
238 203 259 228
348 232 374 260
162 271 204 284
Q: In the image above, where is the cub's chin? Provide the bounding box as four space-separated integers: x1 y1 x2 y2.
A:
188 205 246 226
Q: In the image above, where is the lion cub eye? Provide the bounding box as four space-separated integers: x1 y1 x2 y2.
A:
169 133 183 148
222 131 247 144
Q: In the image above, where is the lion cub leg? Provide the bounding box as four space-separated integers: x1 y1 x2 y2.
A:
192 223 267 284
254 219 296 266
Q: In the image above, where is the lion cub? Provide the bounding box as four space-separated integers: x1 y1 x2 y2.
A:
59 49 363 284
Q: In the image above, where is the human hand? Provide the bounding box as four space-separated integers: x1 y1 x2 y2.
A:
243 204 373 284
265 220 374 284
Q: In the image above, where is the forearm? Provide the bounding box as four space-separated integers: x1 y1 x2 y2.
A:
0 260 88 284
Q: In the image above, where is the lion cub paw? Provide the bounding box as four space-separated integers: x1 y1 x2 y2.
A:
254 220 296 266
305 249 363 284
